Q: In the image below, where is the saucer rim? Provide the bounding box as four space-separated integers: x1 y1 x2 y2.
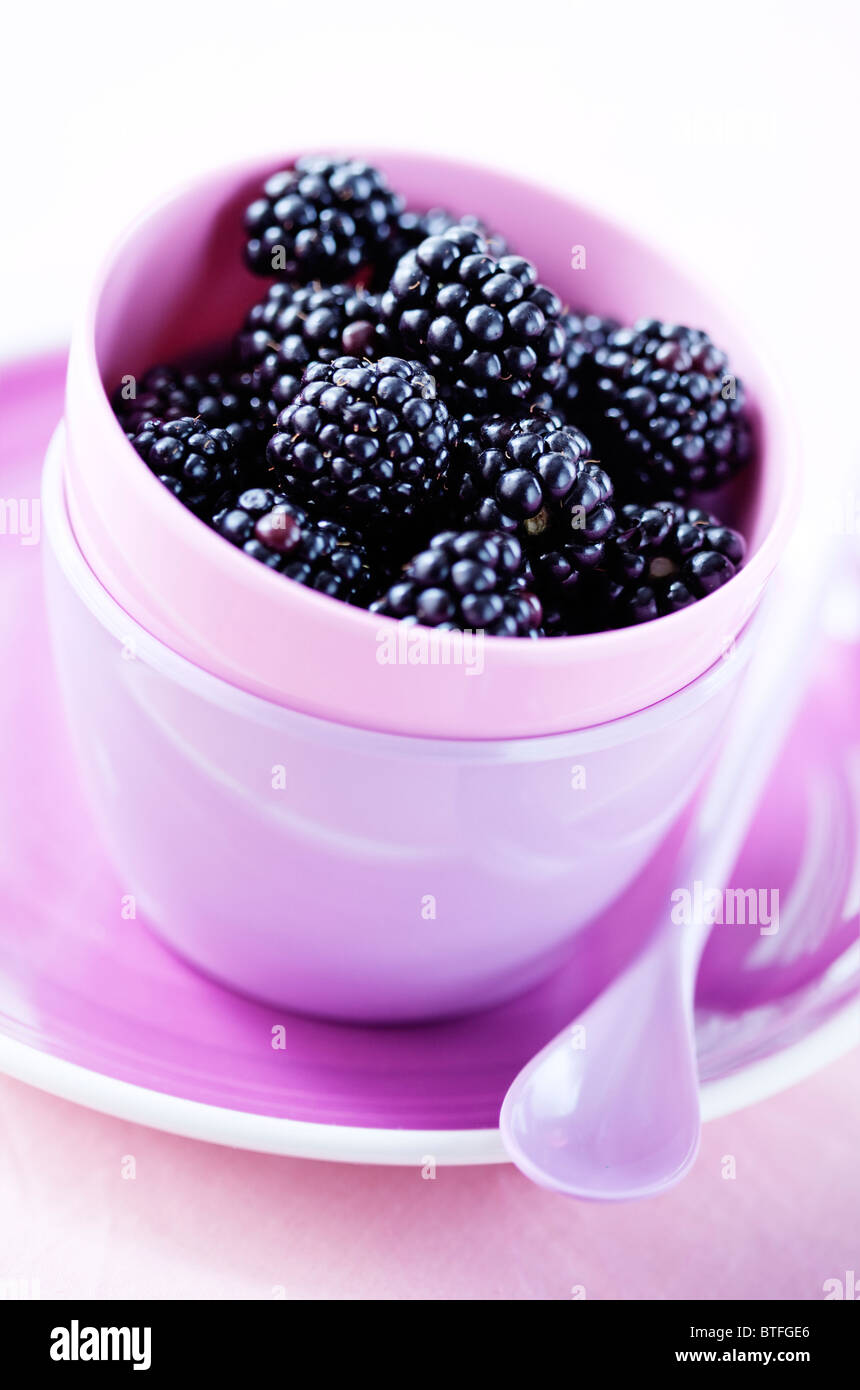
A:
1 1000 856 1166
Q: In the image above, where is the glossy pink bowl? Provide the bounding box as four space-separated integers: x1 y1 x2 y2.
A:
63 151 798 739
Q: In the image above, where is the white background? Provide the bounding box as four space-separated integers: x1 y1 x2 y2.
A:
3 0 858 422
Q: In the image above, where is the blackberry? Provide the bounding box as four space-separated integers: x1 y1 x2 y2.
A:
524 468 618 631
592 500 746 628
397 208 508 258
592 320 753 497
243 156 403 283
267 356 458 534
129 417 243 513
371 530 543 637
455 413 610 544
547 311 620 421
236 282 381 428
372 208 508 286
113 364 260 458
379 227 567 415
211 487 374 604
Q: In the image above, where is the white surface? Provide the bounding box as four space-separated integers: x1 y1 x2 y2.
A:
5 0 858 388
0 998 856 1166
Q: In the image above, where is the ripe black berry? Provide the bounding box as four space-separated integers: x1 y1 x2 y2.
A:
379 227 567 415
371 530 543 637
211 487 374 604
129 417 243 512
455 413 610 543
525 473 618 634
113 364 260 458
590 500 746 628
592 320 753 497
236 282 381 428
546 311 620 421
243 156 403 283
267 356 458 534
373 208 508 286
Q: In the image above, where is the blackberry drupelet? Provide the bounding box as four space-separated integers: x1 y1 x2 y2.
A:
371 530 543 637
236 282 381 428
379 227 567 415
591 320 753 497
455 413 611 544
129 416 243 513
113 364 260 458
243 156 404 283
211 487 374 604
267 356 458 534
593 500 746 627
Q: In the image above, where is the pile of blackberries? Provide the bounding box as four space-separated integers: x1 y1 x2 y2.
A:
115 155 751 637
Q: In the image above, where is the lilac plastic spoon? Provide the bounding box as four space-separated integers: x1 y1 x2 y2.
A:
500 534 837 1200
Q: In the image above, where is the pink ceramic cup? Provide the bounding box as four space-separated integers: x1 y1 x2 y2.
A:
62 151 798 739
44 151 799 1021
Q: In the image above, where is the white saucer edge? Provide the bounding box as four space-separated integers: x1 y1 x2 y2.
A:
696 998 859 1122
0 997 856 1167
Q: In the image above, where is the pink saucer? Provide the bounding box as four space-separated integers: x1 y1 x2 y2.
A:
0 354 857 1163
